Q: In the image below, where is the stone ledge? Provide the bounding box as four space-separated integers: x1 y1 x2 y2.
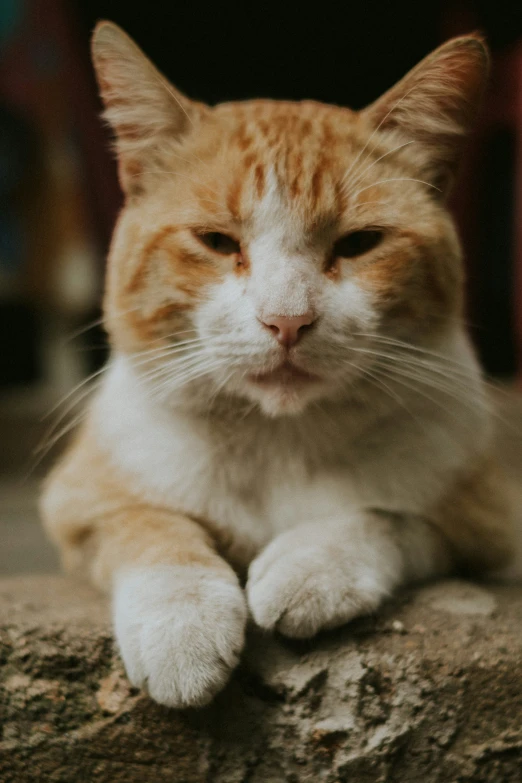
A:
1 575 522 782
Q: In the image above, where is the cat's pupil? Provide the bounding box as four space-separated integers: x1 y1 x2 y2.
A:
334 230 383 259
199 232 240 255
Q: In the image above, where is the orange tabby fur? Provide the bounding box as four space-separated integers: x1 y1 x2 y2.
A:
40 23 518 708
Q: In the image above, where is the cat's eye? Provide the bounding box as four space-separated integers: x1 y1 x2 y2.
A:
333 230 384 259
196 232 241 255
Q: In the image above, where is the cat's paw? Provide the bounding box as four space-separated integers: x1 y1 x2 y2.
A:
113 565 247 708
247 520 403 638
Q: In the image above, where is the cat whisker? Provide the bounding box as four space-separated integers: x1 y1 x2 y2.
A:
40 337 219 456
40 383 101 446
34 408 89 458
354 364 406 407
129 338 214 363
42 367 107 421
352 333 481 373
350 200 394 210
339 356 474 448
347 344 481 389
375 361 518 431
34 370 107 474
135 352 212 384
344 140 418 197
339 357 437 435
352 334 522 423
341 78 427 189
65 305 198 344
63 317 106 344
368 364 478 429
352 345 492 408
206 368 237 408
350 177 442 201
144 359 227 402
340 341 491 422
127 331 224 361
374 361 489 409
134 346 221 377
26 407 90 479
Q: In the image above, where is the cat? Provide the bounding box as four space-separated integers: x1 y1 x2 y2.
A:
40 21 520 709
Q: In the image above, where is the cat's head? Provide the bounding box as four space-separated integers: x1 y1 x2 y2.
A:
93 23 488 416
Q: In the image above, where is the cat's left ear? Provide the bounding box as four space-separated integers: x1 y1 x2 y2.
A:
362 34 489 195
91 21 208 194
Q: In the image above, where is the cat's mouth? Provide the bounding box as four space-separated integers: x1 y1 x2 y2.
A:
248 361 320 387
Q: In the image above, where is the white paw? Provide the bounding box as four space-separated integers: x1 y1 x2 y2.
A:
247 519 403 638
113 565 247 708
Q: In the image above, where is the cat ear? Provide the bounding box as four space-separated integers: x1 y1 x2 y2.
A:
362 34 489 194
91 21 206 193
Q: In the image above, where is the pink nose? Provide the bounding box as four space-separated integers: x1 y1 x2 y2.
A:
261 313 315 348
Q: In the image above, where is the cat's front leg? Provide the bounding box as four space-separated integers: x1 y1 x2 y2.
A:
96 509 247 708
247 513 449 638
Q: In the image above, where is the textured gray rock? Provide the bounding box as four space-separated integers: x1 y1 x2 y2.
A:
1 575 522 782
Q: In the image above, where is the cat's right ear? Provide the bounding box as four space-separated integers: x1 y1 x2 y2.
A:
91 21 206 194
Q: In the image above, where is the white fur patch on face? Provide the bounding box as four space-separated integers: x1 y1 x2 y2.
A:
186 166 379 415
248 168 317 321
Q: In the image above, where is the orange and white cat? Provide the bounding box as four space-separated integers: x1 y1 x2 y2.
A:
41 22 519 708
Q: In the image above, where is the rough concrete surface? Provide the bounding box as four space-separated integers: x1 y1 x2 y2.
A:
0 576 521 783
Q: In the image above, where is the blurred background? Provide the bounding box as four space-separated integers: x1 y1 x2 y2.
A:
1 0 521 575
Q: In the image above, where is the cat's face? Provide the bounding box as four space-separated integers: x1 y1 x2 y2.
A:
94 24 488 416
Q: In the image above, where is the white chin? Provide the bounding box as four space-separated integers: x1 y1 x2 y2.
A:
246 383 319 417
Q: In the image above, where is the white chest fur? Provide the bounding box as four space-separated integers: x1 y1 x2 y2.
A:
93 346 490 561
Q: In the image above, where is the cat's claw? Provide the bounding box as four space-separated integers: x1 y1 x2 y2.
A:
113 566 247 708
246 521 402 638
